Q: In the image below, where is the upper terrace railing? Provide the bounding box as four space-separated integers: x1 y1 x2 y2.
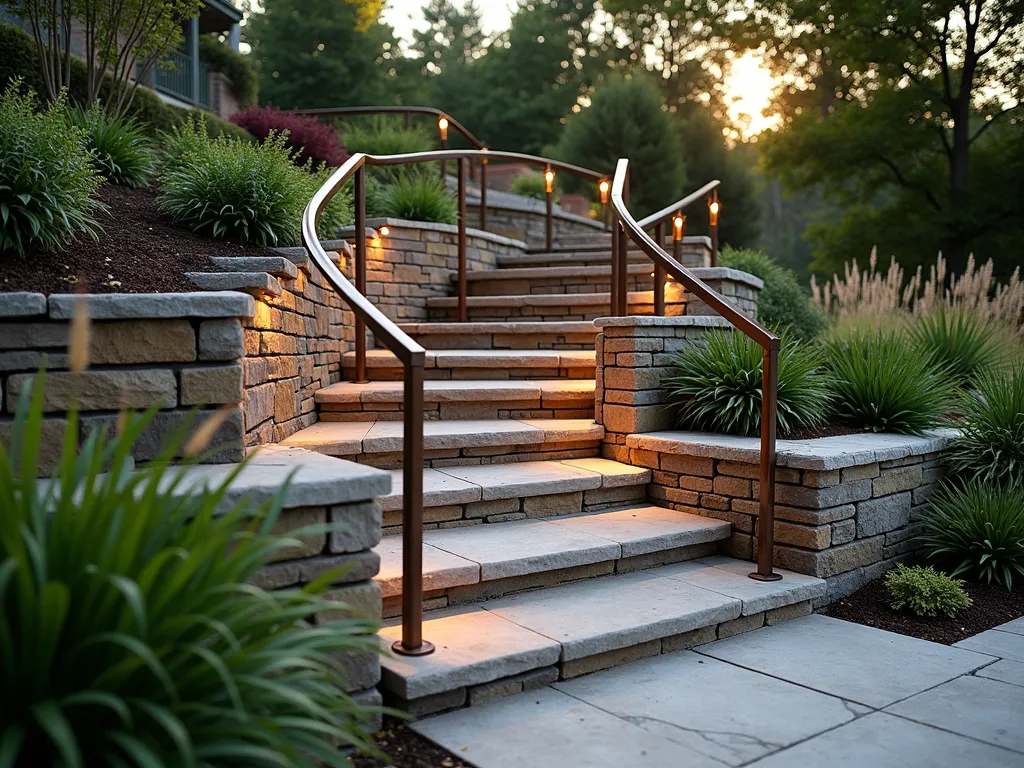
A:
609 159 780 582
298 106 615 249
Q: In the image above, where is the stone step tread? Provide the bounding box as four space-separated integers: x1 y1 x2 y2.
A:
316 378 595 405
375 505 731 597
186 271 282 298
397 321 596 335
379 556 826 700
378 458 651 512
465 264 651 281
209 255 299 279
282 418 605 456
342 349 596 370
425 291 660 308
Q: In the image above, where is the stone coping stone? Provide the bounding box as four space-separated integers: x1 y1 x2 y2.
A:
336 217 528 250
0 292 47 318
48 292 256 320
210 255 299 279
626 429 957 470
595 315 731 329
186 272 282 298
163 445 390 512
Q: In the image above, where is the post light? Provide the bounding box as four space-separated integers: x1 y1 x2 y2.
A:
672 213 686 241
598 179 610 205
708 198 720 227
544 168 556 194
438 116 449 141
481 146 488 164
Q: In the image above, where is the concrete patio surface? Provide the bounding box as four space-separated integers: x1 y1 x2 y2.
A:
412 614 1024 767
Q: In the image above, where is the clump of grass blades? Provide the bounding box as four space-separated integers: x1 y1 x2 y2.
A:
824 329 955 434
67 101 153 187
908 309 1003 387
945 364 1024 486
156 117 350 246
380 172 458 225
662 329 832 438
919 481 1024 590
342 117 435 183
0 81 105 256
0 376 384 765
885 564 972 618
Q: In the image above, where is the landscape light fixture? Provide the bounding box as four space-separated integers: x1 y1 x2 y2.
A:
544 168 555 194
708 198 720 226
673 214 686 241
438 116 449 141
379 225 390 237
598 179 610 204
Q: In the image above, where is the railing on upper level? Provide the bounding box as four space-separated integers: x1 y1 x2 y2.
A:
608 159 781 582
298 106 614 250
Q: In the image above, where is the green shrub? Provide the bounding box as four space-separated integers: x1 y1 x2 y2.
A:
662 329 832 437
920 481 1024 589
824 329 955 434
365 175 389 218
721 247 827 342
157 118 350 246
379 173 458 225
510 172 559 202
909 309 1002 386
885 564 972 618
198 33 258 106
67 101 153 187
342 116 435 182
945 364 1024 486
0 83 105 256
0 373 382 765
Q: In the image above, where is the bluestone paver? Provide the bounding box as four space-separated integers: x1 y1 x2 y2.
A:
976 659 1024 688
955 628 1024 663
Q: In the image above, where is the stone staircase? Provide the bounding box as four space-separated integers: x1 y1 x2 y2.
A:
282 230 822 716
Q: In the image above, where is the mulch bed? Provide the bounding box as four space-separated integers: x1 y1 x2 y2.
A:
823 576 1024 645
353 718 474 768
782 422 868 440
1 184 275 295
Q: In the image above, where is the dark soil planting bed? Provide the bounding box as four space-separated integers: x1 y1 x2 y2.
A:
1 184 274 295
823 577 1024 645
354 719 473 768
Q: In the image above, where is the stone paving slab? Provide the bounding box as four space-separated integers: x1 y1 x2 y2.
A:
48 291 256 319
379 468 482 512
993 617 1024 637
975 659 1024 687
484 569 741 661
660 558 826 615
424 519 622 580
378 607 560 699
374 538 479 598
886 674 1024 754
413 687 724 768
554 650 860 766
748 712 1021 767
281 420 372 455
699 614 992 708
438 460 604 501
559 457 652 487
363 419 543 452
547 506 729 557
955 628 1024 663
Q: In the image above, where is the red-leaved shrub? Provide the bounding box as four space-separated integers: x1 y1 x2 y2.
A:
230 105 347 168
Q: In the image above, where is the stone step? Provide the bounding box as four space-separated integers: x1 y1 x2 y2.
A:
376 504 731 609
378 555 826 715
315 378 595 420
535 233 711 257
282 418 606 468
466 264 653 297
186 271 281 298
341 349 596 381
501 238 710 268
425 290 682 322
397 321 597 351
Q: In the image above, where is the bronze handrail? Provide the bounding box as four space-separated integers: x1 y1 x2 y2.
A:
296 105 486 149
609 158 781 582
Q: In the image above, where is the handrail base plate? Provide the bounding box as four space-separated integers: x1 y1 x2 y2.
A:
748 572 784 582
392 640 436 657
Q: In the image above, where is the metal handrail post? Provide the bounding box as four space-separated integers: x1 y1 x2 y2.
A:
751 343 783 581
457 158 468 323
653 223 666 316
354 166 367 382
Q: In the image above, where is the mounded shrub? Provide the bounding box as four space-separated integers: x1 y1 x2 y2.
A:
157 118 350 246
230 105 347 167
379 173 458 225
662 329 832 438
67 101 153 187
945 364 1024 486
885 564 972 618
824 329 955 434
0 372 382 764
0 82 105 256
920 481 1024 590
720 247 827 342
909 309 1002 386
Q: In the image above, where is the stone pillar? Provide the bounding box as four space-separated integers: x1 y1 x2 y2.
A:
594 315 730 463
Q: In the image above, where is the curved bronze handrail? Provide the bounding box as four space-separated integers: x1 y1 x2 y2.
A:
609 158 782 582
297 105 486 149
637 180 720 231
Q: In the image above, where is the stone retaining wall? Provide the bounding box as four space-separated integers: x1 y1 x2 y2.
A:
464 200 605 245
0 291 255 474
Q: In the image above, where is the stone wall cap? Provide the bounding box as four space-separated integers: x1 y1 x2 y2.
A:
336 218 528 250
594 315 732 329
0 292 48 318
689 267 765 290
625 429 957 470
48 292 256 320
163 445 390 511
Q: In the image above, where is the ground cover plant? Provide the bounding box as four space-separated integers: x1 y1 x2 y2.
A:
662 329 831 437
885 564 972 618
0 82 105 256
920 481 1024 590
231 105 347 167
823 329 954 434
157 118 350 246
67 102 154 187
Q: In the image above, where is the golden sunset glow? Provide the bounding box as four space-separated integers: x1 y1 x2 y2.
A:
723 51 781 141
